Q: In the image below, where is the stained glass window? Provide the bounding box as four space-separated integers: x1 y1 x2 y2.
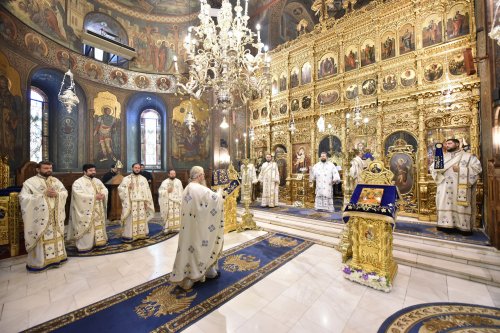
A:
29 87 49 162
140 109 161 169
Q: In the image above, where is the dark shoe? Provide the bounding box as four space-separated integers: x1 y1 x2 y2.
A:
436 226 453 233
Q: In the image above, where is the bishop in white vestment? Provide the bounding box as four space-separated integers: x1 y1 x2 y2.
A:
118 163 155 242
67 164 108 252
257 154 280 207
159 169 183 233
349 150 365 187
430 139 482 233
170 166 225 290
310 153 341 212
19 161 68 271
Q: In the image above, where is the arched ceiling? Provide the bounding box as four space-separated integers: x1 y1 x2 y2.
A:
101 0 200 16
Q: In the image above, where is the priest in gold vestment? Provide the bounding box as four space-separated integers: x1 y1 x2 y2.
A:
19 161 68 271
158 169 183 234
67 164 108 252
257 154 280 207
118 163 154 242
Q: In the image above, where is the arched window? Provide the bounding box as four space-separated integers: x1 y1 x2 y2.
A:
140 109 161 169
29 87 49 162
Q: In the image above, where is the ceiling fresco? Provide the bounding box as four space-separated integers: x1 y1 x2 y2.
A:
99 0 200 17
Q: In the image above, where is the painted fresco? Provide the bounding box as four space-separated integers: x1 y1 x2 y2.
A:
318 52 337 79
279 72 287 92
360 39 376 67
24 32 48 57
280 103 288 114
172 99 210 166
362 79 377 95
423 63 443 82
390 153 414 195
134 75 150 89
422 14 443 47
301 62 312 85
381 31 396 60
2 0 192 74
449 53 466 76
446 4 470 40
291 98 299 112
290 67 299 88
0 11 17 41
156 77 172 91
382 73 397 91
272 76 278 95
302 95 311 109
292 144 311 173
345 84 358 100
56 50 76 70
344 45 358 72
399 23 415 55
93 92 121 169
317 90 339 105
400 68 416 87
83 61 103 80
0 54 22 163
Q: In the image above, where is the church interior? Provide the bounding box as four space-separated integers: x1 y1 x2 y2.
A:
1 0 500 331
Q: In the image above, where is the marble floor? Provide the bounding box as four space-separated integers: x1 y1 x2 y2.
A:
1 229 500 333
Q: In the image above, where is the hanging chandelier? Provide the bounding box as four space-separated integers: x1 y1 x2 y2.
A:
58 69 79 113
173 0 271 107
346 97 368 127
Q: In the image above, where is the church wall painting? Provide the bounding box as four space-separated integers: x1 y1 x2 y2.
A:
110 69 128 86
382 73 397 91
345 84 359 100
360 39 376 67
279 103 288 114
172 99 210 168
93 92 121 170
399 23 415 55
290 67 299 88
0 52 22 171
301 62 311 85
261 106 268 118
400 68 416 87
362 79 377 96
2 0 192 74
292 143 311 173
449 53 466 76
389 153 414 195
317 89 339 105
317 52 338 79
422 14 443 48
423 63 444 82
279 72 287 92
134 75 150 89
301 95 311 109
344 45 358 72
56 50 76 70
291 99 299 112
381 31 396 60
0 10 17 41
446 4 470 40
24 32 48 58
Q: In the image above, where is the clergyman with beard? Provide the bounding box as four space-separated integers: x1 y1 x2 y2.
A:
19 161 68 271
430 138 482 235
118 163 154 242
158 169 183 234
309 152 341 212
170 166 225 291
67 164 108 252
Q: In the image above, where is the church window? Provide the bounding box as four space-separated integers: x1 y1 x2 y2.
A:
29 87 49 162
140 109 161 169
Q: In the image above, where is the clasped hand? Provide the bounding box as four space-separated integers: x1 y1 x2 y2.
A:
45 187 57 198
95 193 105 201
452 164 459 172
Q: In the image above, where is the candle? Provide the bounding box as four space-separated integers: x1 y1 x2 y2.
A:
243 132 247 159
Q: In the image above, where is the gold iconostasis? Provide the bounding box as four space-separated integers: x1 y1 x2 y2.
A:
248 0 481 223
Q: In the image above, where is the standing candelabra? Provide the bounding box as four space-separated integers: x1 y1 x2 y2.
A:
237 159 259 232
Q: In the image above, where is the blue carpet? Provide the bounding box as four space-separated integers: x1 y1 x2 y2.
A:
248 203 490 246
25 232 313 333
66 218 177 257
378 302 500 332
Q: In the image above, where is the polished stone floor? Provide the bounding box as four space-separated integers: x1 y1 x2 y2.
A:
1 229 499 333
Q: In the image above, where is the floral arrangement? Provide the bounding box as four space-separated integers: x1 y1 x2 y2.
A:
342 264 391 292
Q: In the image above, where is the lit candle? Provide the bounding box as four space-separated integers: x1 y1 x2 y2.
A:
235 138 239 159
173 55 178 72
243 132 247 159
245 0 248 16
256 24 261 43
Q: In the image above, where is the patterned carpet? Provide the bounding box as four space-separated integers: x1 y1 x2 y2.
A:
248 202 491 246
66 218 177 257
24 232 313 333
378 302 500 332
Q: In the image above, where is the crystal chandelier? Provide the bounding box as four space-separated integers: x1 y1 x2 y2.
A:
58 69 79 113
346 97 368 127
173 0 271 106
